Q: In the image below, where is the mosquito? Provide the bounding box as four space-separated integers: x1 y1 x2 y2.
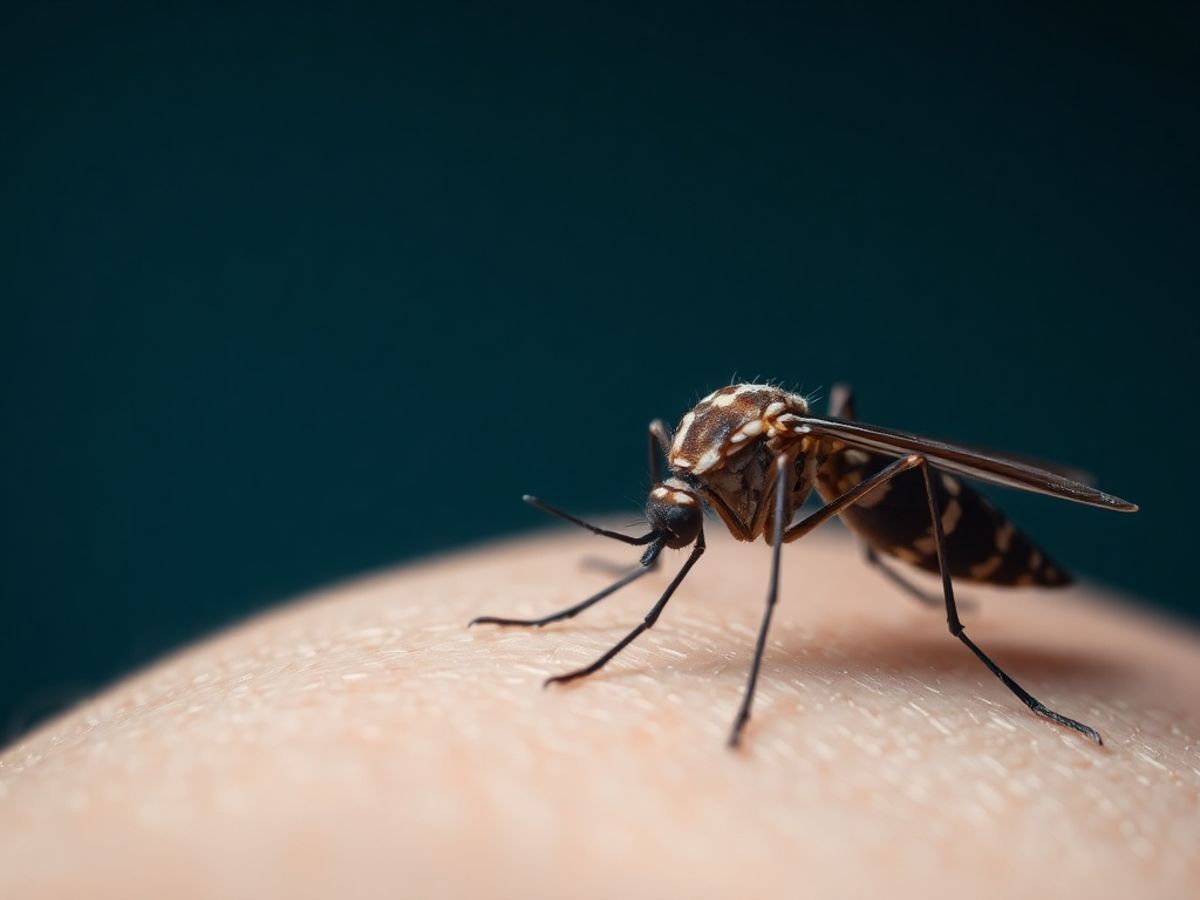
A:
470 383 1137 748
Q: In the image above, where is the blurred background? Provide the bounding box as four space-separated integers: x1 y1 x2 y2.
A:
2 1 1196 741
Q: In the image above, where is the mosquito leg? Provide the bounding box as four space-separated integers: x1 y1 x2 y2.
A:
725 454 926 746
830 387 907 577
780 453 1100 741
544 528 705 687
470 539 664 628
862 545 978 611
864 545 941 607
917 462 1102 744
783 455 925 543
825 386 951 607
505 421 675 627
728 454 791 747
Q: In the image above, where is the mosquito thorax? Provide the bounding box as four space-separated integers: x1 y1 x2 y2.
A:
645 479 702 548
669 383 811 477
668 383 816 541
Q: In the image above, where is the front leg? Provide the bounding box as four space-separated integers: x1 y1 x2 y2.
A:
472 421 671 626
729 454 925 747
544 528 705 687
470 543 663 628
728 454 791 746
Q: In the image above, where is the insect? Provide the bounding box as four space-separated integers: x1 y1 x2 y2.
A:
471 382 1137 748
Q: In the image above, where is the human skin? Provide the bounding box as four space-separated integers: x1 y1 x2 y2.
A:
1 528 1197 900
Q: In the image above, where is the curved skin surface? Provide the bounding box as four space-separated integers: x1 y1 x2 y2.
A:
1 529 1197 900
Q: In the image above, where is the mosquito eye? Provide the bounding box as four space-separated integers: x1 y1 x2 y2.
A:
646 486 702 548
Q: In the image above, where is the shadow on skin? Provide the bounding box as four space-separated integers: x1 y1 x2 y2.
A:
532 630 1129 689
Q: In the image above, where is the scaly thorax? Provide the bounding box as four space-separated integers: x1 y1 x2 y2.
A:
667 383 818 541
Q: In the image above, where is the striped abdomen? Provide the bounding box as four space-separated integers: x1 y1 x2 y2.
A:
816 445 1071 587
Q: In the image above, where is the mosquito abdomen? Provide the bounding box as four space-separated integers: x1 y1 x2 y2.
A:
816 446 1072 587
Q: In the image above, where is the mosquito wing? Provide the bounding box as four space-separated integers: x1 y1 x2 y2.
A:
792 416 1137 512
929 440 1095 486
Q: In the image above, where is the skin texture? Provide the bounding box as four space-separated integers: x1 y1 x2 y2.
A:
1 528 1198 900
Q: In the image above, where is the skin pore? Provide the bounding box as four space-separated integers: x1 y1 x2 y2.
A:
1 529 1197 900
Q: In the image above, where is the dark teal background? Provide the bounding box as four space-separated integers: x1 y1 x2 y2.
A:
2 2 1197 740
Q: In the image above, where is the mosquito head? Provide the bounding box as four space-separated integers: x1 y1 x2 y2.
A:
646 482 702 549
